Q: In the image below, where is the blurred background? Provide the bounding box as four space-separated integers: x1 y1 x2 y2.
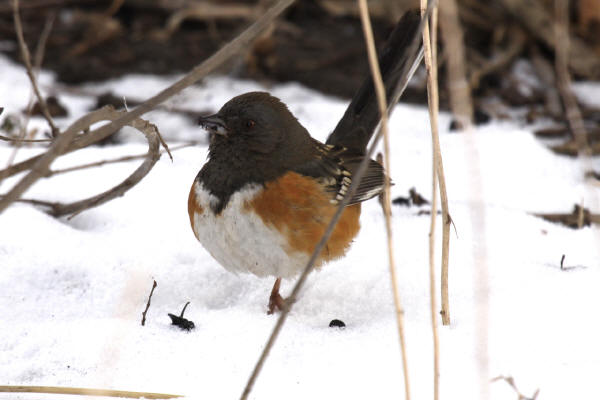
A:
1 0 599 135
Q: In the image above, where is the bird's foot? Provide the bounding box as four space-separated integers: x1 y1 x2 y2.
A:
267 277 287 314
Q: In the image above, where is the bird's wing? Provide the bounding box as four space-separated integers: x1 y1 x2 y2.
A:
292 143 384 206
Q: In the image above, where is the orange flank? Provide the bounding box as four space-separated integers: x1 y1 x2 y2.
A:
246 172 361 265
187 183 204 228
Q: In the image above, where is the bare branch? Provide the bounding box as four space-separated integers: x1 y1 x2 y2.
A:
44 106 163 218
12 0 59 137
0 106 164 218
0 111 80 214
141 280 157 326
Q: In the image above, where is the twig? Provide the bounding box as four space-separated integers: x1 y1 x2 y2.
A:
179 301 190 317
357 1 411 399
0 0 295 183
104 0 125 16
560 254 566 270
5 12 55 174
155 3 258 40
12 0 59 137
0 385 180 399
0 110 80 214
0 134 52 143
469 27 526 90
501 0 600 79
0 106 164 217
491 376 540 400
239 8 429 400
48 107 162 218
421 1 441 399
141 280 157 326
46 142 196 177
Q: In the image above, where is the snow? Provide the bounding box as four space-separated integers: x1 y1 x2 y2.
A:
1 53 599 400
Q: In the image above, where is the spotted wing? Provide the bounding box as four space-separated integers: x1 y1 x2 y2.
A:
292 142 385 206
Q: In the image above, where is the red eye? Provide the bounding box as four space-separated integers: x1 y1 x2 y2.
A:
246 120 255 129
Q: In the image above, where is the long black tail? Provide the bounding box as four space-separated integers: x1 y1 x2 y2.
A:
326 9 424 153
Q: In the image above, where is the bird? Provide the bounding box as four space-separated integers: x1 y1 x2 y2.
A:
188 10 423 314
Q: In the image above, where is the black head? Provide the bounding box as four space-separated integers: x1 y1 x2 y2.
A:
198 92 310 156
196 92 317 213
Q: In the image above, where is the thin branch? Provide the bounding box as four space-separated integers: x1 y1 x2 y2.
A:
46 142 196 177
46 107 162 218
0 112 80 214
239 8 430 400
469 27 526 90
141 280 157 326
357 1 411 399
12 0 59 137
491 376 540 400
0 134 52 143
0 385 180 399
421 1 441 399
0 106 163 217
5 12 55 172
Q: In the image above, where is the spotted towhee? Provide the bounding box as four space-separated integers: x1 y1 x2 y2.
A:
188 10 423 313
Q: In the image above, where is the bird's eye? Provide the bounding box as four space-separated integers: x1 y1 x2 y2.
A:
246 120 255 129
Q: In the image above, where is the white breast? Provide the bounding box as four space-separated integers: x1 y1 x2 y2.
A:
189 182 310 278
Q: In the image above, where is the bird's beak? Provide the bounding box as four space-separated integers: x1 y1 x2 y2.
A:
198 114 228 136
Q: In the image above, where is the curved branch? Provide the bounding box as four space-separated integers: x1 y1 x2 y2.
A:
0 106 163 218
47 107 162 217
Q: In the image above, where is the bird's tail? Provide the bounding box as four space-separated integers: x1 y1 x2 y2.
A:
326 9 425 153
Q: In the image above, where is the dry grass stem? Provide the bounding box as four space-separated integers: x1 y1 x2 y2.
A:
239 9 428 399
435 0 463 327
240 111 392 400
420 1 441 398
12 0 59 137
357 0 411 398
0 385 181 399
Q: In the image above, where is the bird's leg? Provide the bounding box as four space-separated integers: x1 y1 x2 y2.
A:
267 277 286 314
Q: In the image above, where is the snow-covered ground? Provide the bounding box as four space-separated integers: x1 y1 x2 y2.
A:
1 53 599 400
